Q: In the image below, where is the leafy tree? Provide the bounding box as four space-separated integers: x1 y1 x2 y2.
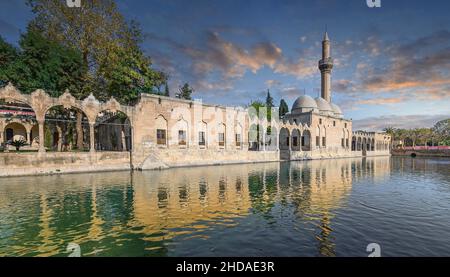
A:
27 0 167 103
0 36 18 68
279 99 289 117
176 83 193 100
0 30 85 96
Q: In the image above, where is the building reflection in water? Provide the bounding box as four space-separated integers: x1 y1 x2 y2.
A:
0 157 392 257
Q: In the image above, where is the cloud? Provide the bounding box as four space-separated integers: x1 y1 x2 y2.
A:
186 31 283 79
147 30 321 96
352 114 450 131
361 31 450 95
265 79 282 88
274 58 317 79
278 87 306 100
333 30 450 111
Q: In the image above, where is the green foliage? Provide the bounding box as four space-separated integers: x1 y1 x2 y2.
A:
163 82 170 97
0 30 85 96
176 83 193 100
8 139 28 151
265 90 274 122
248 100 266 119
44 125 53 148
265 89 274 108
26 0 167 104
384 119 450 147
279 99 289 117
0 36 18 67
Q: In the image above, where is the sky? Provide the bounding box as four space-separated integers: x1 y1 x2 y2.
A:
0 0 449 131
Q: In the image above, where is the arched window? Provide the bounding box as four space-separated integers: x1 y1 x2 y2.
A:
155 115 168 146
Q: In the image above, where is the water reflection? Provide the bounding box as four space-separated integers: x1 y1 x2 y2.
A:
1 157 449 257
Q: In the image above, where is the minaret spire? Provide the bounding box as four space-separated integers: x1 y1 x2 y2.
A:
319 31 333 102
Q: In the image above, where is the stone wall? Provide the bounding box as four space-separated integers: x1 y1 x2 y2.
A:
0 151 131 177
392 149 450 157
134 148 280 170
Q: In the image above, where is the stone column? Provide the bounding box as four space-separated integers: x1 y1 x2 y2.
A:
89 123 95 153
56 125 62 152
261 128 266 151
38 119 45 153
27 131 31 146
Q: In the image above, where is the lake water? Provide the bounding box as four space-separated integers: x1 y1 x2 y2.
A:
0 156 449 257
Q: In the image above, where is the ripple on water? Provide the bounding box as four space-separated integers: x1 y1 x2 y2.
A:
1 157 450 256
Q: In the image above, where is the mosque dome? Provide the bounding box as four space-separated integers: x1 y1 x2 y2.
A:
292 95 318 114
314 97 333 113
330 103 343 117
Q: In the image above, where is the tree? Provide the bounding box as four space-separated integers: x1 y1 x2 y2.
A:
9 139 28 151
265 89 274 122
0 36 18 68
26 0 167 104
0 30 85 96
265 89 274 108
27 0 168 149
0 37 19 87
279 99 289 117
176 83 193 100
163 82 170 97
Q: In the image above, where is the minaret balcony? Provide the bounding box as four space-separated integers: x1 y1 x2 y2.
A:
319 58 334 71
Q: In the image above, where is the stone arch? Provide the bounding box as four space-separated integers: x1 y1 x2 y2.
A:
0 92 38 148
30 124 39 147
217 122 226 148
346 130 350 149
279 127 290 150
235 122 243 149
95 110 132 151
44 105 91 152
291 129 301 151
173 117 189 147
155 114 168 146
248 123 261 151
3 122 27 143
302 129 312 151
316 126 321 148
0 84 32 108
266 125 278 151
198 120 208 148
321 126 327 148
357 137 362 151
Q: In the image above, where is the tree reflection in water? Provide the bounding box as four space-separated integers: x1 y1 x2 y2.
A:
2 157 449 257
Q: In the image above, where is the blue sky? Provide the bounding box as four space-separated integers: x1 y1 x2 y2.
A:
1 0 449 130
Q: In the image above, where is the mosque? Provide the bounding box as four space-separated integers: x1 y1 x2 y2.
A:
0 32 391 176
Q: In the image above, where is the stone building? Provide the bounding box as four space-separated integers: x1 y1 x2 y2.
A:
0 32 391 176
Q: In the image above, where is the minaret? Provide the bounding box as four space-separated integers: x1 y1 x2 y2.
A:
319 31 333 102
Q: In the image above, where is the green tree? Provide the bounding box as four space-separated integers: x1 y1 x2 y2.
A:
0 36 18 67
265 89 274 122
27 0 166 103
279 99 289 117
176 83 193 100
0 30 85 96
163 82 170 97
